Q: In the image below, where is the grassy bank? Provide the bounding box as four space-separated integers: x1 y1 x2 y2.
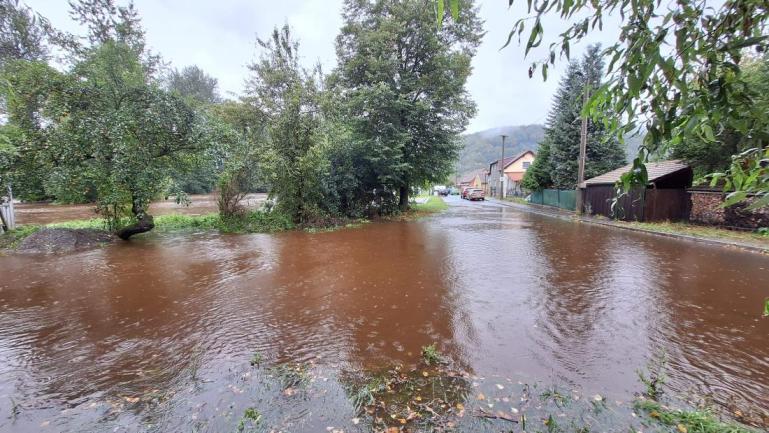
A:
503 196 529 205
0 211 296 251
411 195 448 213
636 400 757 433
2 197 449 249
505 198 769 249
622 221 769 247
45 212 296 233
0 225 41 250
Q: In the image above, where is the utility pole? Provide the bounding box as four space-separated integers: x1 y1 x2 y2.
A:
575 86 589 215
499 134 507 199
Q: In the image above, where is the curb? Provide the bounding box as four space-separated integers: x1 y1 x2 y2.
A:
489 199 769 255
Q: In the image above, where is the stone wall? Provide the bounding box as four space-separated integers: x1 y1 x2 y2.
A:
689 191 725 225
689 190 769 229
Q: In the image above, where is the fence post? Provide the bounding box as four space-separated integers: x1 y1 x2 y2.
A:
7 184 15 230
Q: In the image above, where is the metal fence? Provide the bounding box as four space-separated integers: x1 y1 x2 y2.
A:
529 189 576 211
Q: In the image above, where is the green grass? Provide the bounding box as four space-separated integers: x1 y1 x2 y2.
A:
412 195 448 213
623 221 769 247
43 211 294 233
268 363 310 390
420 343 444 365
0 225 41 250
636 400 757 433
504 196 529 205
48 218 108 230
1 210 296 249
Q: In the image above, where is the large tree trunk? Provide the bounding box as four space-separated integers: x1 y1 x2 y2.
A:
399 184 409 211
116 199 155 240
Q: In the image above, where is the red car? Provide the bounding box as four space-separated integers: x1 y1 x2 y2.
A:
461 186 473 199
467 188 485 201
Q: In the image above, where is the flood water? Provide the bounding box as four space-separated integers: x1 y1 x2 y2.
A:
1 197 768 432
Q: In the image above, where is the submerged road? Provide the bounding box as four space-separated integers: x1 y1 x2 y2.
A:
1 195 767 431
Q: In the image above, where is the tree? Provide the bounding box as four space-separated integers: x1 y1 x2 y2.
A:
164 66 224 194
0 60 65 200
524 46 625 190
68 0 162 76
335 0 482 210
503 0 769 206
521 136 552 191
671 54 769 177
243 25 324 223
167 65 220 105
0 0 49 67
54 42 204 239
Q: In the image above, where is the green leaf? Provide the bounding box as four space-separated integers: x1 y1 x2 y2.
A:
722 191 748 207
525 20 543 55
436 0 445 27
764 298 769 318
449 0 459 20
746 193 769 211
701 124 715 142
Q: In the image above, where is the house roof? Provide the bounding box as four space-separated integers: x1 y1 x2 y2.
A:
460 169 486 184
580 159 690 188
489 150 535 171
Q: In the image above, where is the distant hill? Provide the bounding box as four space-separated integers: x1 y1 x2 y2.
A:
456 124 545 175
456 124 644 175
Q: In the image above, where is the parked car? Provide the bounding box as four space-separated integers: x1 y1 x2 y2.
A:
467 188 485 201
438 188 449 196
461 186 473 199
449 187 460 195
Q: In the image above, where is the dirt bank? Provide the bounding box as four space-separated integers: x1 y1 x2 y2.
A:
15 228 115 254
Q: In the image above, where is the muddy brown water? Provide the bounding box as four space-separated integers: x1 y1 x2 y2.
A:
1 196 768 432
13 193 266 225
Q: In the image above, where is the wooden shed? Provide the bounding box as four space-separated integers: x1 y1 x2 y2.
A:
579 160 693 221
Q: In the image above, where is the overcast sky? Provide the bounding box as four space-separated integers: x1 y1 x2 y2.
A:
27 0 617 133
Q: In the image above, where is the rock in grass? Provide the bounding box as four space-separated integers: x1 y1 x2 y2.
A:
17 228 115 254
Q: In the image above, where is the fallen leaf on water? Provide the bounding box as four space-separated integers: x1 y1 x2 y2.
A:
477 393 486 401
456 403 464 410
386 428 399 433
496 384 504 390
351 418 360 425
422 371 429 377
40 421 50 427
415 396 422 401
398 418 407 425
593 394 603 401
677 424 688 433
124 397 140 404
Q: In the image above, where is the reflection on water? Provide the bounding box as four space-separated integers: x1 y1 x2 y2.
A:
0 197 767 431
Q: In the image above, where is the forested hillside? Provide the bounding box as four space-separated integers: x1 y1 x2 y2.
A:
456 124 544 174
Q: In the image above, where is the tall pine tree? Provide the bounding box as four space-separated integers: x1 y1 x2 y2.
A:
523 45 626 190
